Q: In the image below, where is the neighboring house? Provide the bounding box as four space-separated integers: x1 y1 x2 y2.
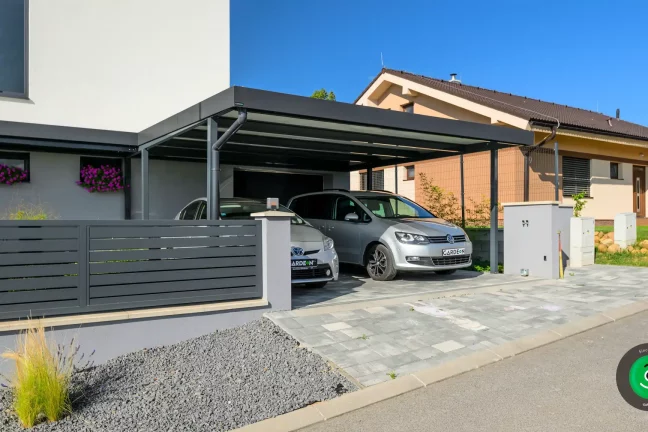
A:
353 68 648 221
0 0 230 219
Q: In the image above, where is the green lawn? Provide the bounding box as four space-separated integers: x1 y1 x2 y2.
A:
595 226 648 267
596 225 648 242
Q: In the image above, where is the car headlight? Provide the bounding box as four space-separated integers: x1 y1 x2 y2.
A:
395 232 429 245
323 236 334 251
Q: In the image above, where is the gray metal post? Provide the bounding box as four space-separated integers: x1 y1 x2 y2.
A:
367 167 373 190
460 154 466 228
554 141 560 201
141 148 149 220
208 118 220 220
206 118 218 219
490 147 499 274
523 150 530 202
394 165 398 194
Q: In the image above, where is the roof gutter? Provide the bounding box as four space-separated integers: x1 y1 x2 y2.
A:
212 109 247 151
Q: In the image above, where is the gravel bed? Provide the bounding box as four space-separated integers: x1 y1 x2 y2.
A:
0 318 356 431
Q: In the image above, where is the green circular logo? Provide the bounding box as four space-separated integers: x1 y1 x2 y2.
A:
617 344 648 410
629 355 648 399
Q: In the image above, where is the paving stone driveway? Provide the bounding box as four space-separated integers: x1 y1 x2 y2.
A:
292 268 526 309
271 265 648 387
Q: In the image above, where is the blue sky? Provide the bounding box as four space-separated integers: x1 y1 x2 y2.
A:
232 0 648 126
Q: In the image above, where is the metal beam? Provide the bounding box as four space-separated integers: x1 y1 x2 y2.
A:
123 157 132 220
141 148 149 220
490 147 499 274
139 119 206 152
367 167 373 190
554 141 560 201
177 129 428 158
206 118 217 219
460 154 465 228
218 119 471 153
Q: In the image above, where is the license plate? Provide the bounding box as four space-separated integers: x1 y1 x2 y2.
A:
442 248 465 256
291 259 317 269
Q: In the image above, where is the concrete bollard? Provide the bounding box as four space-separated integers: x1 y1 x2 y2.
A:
614 212 637 249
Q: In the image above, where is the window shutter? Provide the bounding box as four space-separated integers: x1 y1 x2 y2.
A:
563 157 590 197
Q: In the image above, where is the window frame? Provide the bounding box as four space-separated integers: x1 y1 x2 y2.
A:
0 150 30 182
562 156 591 197
402 103 414 113
405 165 415 181
0 0 29 99
610 162 620 180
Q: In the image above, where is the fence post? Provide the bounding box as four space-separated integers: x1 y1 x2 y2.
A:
77 222 89 309
490 147 499 274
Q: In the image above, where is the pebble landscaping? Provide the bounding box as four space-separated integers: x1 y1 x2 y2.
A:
0 319 356 432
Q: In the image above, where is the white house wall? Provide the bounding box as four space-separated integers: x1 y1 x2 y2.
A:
0 0 230 132
0 151 124 220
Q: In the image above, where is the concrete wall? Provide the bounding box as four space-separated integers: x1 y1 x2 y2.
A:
465 228 504 264
0 0 229 132
0 151 124 219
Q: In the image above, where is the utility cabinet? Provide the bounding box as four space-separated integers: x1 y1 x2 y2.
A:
570 217 595 267
614 212 637 249
503 202 573 279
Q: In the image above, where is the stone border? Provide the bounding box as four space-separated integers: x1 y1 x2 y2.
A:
235 299 648 432
0 299 269 333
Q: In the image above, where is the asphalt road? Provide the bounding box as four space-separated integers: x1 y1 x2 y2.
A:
302 311 648 432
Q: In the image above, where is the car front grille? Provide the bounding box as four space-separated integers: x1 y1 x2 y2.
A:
291 266 330 280
427 235 467 244
431 255 471 266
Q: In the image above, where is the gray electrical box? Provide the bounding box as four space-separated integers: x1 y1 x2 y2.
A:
503 202 573 279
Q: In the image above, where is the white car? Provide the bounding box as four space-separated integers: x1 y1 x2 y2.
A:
176 197 339 288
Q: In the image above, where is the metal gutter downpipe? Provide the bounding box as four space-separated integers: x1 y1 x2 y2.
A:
209 109 247 219
524 121 559 201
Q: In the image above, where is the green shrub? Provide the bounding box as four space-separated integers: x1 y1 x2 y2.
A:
1 323 77 427
572 192 587 217
418 173 460 224
470 260 503 273
465 195 503 228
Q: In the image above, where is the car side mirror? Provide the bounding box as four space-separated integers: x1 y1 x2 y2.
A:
344 213 359 222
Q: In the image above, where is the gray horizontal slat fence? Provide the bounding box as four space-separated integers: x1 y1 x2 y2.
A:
0 219 263 320
0 221 82 320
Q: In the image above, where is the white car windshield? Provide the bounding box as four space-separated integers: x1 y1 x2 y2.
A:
358 196 435 219
219 201 308 225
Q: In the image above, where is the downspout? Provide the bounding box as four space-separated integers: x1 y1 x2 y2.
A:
210 109 248 219
524 120 560 201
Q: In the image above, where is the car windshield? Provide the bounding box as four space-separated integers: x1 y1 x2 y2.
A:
219 201 307 225
357 196 435 219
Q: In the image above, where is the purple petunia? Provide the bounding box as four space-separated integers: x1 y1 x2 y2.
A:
77 164 124 193
0 164 28 185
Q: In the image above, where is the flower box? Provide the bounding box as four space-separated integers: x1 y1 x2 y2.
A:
77 165 124 192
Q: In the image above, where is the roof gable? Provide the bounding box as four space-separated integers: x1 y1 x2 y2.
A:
359 68 648 141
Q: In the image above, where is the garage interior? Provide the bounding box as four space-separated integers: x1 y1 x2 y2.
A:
137 86 534 273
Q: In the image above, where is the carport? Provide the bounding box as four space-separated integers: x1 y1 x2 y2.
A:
137 86 534 273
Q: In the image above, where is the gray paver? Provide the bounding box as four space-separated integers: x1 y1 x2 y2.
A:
274 265 648 386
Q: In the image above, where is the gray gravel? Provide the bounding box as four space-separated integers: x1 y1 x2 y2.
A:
0 318 356 431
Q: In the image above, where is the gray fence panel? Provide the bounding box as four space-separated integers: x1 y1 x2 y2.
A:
0 220 264 321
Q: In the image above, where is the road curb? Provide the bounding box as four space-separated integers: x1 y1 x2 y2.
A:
233 299 648 432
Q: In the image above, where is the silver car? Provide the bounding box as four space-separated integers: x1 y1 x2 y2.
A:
176 197 339 288
287 190 472 281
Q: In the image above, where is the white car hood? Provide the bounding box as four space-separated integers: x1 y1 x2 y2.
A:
290 224 326 254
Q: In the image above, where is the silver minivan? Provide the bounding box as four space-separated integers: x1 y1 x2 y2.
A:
287 190 472 281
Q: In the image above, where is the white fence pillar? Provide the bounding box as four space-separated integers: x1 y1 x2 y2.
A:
253 211 292 311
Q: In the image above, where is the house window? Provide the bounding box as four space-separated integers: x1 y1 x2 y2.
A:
359 170 385 190
563 156 591 197
610 162 620 180
79 156 122 180
402 103 414 113
0 0 28 98
405 165 415 181
0 151 30 182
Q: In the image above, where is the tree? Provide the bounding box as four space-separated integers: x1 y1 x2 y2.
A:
310 88 336 101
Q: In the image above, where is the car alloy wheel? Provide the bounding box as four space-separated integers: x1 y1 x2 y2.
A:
369 249 387 277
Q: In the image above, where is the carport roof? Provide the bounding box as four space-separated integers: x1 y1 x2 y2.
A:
138 86 534 172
